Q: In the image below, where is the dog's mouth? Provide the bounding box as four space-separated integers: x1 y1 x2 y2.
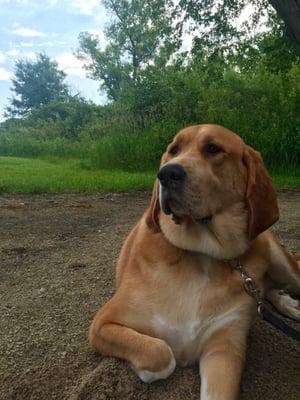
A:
159 186 183 218
160 188 179 215
159 186 213 225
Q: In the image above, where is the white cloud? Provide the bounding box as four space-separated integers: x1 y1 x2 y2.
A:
55 52 86 78
12 27 47 38
0 52 7 64
0 67 13 81
20 41 35 47
20 40 61 48
37 41 55 47
1 0 30 4
6 48 36 60
39 40 67 47
6 48 21 57
88 29 106 46
23 51 36 60
70 0 102 16
48 0 58 6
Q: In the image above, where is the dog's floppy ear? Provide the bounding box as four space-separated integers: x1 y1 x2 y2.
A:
243 146 279 240
145 180 161 232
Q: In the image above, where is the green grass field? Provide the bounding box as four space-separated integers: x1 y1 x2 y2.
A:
0 156 299 194
0 157 155 194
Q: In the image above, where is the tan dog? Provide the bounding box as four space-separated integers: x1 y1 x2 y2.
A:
90 125 300 399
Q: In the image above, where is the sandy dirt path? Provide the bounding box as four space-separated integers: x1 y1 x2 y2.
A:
0 191 299 400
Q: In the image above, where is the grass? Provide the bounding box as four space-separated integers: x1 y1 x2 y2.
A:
0 157 155 194
272 175 300 188
0 156 299 194
89 126 177 171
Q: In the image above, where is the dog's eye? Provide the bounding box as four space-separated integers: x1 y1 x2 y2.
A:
204 144 223 155
169 145 179 156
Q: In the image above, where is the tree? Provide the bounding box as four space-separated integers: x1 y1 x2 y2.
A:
6 53 69 117
268 0 300 54
178 0 300 56
77 0 179 101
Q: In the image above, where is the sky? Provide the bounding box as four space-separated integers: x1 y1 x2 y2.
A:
0 0 110 120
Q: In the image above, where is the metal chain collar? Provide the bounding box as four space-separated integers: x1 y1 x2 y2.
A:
232 259 265 316
231 260 300 341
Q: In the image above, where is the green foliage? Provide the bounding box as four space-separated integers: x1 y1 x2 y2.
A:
88 122 181 171
0 134 94 158
177 0 276 62
1 59 300 174
5 53 69 117
189 62 300 170
85 58 300 174
77 0 178 100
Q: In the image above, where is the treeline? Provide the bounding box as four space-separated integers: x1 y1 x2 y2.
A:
0 0 299 173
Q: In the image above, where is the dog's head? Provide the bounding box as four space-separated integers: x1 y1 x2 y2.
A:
146 124 279 259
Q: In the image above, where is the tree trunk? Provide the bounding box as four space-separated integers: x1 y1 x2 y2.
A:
268 0 300 54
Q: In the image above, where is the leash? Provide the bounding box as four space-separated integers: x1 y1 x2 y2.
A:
232 260 300 342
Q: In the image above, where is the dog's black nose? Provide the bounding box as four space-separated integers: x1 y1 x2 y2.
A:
157 164 186 187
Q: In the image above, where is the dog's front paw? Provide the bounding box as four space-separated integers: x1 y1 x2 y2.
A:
135 345 176 383
267 289 300 321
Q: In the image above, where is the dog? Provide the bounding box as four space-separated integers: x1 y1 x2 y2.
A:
89 124 300 399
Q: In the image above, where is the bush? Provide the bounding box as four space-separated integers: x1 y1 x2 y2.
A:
0 60 299 175
88 121 182 171
0 132 95 159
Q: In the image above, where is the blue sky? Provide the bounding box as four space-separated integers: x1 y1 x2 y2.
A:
0 0 110 119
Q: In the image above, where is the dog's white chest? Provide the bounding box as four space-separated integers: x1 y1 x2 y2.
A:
152 314 202 363
150 255 242 365
152 307 241 366
150 257 208 364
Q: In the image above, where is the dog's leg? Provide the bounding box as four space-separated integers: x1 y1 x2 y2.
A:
267 234 300 293
199 329 246 400
265 234 300 319
266 289 300 321
89 311 176 383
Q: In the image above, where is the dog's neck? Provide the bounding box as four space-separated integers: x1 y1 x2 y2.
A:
159 202 250 260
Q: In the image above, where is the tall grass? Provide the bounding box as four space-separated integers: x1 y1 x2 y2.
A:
87 126 300 175
86 122 183 171
0 123 299 178
0 134 95 159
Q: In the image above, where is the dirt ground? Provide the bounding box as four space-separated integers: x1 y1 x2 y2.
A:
0 190 299 400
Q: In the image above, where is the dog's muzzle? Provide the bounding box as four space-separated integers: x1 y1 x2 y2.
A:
157 164 186 215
